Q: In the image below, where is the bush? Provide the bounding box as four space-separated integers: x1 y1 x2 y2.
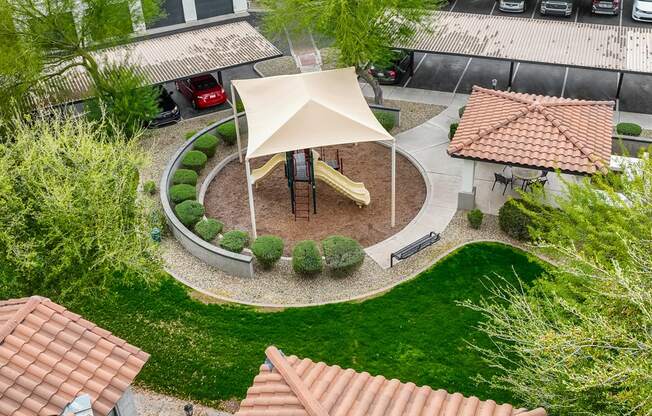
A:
193 133 220 157
467 209 483 229
499 199 535 241
172 169 198 186
235 99 245 113
251 235 284 269
216 121 237 145
185 130 197 140
292 240 323 276
220 230 249 253
194 218 223 242
458 106 466 118
449 122 458 140
181 150 208 172
169 184 196 204
143 180 156 195
174 200 204 227
373 110 395 132
321 236 364 276
616 122 642 137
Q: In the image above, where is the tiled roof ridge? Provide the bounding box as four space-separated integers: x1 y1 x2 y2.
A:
0 295 47 342
472 86 535 105
265 346 329 416
473 86 614 108
543 99 614 107
538 107 609 174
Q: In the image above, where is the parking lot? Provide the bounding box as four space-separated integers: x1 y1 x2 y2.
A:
403 0 652 113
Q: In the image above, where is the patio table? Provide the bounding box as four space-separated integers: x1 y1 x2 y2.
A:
512 167 540 181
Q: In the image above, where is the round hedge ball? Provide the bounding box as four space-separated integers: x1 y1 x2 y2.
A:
251 235 284 269
169 184 196 204
216 121 237 145
172 169 198 186
321 235 364 276
193 133 220 157
220 230 249 253
174 200 204 227
292 240 323 276
194 218 223 241
181 150 208 172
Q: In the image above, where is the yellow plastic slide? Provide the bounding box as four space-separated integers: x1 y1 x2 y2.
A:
250 153 286 185
314 160 370 206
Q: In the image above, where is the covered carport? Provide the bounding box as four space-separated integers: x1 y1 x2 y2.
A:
396 11 652 110
36 20 282 106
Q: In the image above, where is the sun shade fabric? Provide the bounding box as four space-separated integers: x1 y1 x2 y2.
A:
233 67 394 160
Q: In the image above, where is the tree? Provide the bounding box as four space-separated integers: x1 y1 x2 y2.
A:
464 160 652 415
261 0 441 104
0 114 161 304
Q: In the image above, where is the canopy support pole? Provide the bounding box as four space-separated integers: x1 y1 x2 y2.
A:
391 140 396 228
508 61 515 90
245 159 257 239
231 83 243 163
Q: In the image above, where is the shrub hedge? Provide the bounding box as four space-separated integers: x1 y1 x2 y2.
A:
220 230 249 253
174 200 204 227
321 235 364 276
217 121 237 145
143 180 156 195
235 99 245 113
181 150 208 172
616 122 642 137
194 218 223 241
458 106 466 118
292 240 323 276
172 169 198 186
185 130 197 140
251 235 284 269
193 133 220 157
498 199 536 241
467 209 483 229
373 110 396 132
169 184 196 204
449 123 459 140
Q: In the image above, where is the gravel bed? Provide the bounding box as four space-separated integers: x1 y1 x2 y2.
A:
133 386 233 416
377 98 445 134
163 210 528 307
254 48 339 77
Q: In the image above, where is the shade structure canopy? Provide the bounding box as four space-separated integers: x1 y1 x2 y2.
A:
232 67 394 160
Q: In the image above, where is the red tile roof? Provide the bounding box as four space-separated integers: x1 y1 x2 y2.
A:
0 296 149 416
447 86 613 175
235 346 547 416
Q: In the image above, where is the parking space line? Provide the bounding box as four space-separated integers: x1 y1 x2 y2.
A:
403 53 428 88
490 1 497 14
511 63 521 84
560 67 569 97
531 0 540 17
453 58 473 94
449 0 459 12
574 5 580 22
620 0 625 26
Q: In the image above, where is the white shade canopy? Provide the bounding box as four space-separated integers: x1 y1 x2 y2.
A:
232 67 394 160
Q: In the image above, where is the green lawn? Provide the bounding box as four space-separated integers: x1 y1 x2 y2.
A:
78 242 547 407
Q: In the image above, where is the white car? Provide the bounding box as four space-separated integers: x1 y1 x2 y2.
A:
632 0 652 21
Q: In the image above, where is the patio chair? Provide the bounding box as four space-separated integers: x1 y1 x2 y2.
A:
523 177 548 192
492 172 513 195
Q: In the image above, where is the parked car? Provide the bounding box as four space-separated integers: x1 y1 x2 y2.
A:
499 0 526 13
592 0 619 14
632 0 652 21
369 50 412 85
540 0 573 15
149 87 180 128
175 74 227 109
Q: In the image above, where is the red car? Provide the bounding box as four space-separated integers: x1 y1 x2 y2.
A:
175 74 228 109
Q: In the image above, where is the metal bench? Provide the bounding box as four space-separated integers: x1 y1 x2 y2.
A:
390 232 440 267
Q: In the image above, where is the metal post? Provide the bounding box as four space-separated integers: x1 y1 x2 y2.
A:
391 140 396 227
310 150 317 214
508 61 515 90
245 159 257 240
230 83 243 163
615 72 624 107
410 51 415 76
217 70 223 86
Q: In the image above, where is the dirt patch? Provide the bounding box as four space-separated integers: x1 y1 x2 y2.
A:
204 142 426 254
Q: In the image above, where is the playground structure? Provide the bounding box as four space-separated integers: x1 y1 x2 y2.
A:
251 148 370 221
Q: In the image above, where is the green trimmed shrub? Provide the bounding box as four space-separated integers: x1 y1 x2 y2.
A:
143 180 156 195
321 235 364 276
169 184 196 204
220 230 249 253
194 218 223 241
193 133 220 157
235 99 245 113
185 130 197 140
499 199 534 241
251 235 284 269
217 121 237 145
172 169 198 186
458 106 466 118
292 240 323 276
616 122 642 137
373 110 395 132
449 122 458 140
181 150 208 172
467 209 483 229
174 200 204 227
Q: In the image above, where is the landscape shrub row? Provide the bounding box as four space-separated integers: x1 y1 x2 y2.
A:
291 236 364 277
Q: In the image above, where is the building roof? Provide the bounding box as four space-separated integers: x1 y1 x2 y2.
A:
398 11 652 74
233 67 394 160
0 296 149 416
447 86 613 175
235 346 547 416
38 20 282 105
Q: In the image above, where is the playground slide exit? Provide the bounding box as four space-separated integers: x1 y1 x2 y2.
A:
313 160 370 206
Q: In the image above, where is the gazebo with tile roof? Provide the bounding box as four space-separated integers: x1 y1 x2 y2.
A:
235 346 547 416
448 86 614 209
